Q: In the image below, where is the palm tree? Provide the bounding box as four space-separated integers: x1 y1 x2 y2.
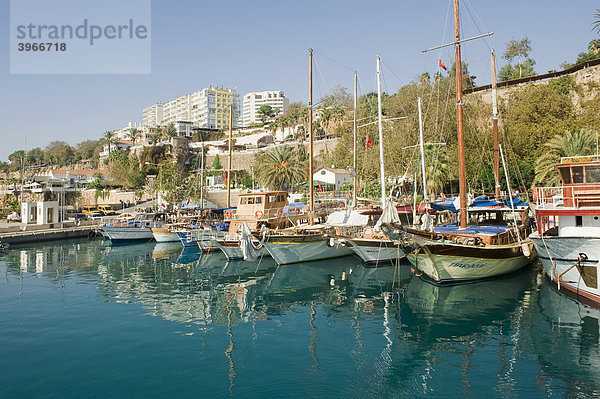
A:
127 128 140 146
103 130 117 152
318 105 346 138
534 129 596 186
593 9 600 34
413 145 450 199
161 123 177 140
254 145 306 190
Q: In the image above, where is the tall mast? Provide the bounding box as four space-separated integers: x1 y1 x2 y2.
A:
453 0 467 228
200 143 205 208
376 55 386 204
491 50 501 201
417 97 428 202
353 71 358 207
309 48 315 224
227 104 233 208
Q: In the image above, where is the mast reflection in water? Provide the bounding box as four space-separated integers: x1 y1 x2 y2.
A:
1 239 598 398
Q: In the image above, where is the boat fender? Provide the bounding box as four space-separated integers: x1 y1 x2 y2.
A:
335 227 341 236
327 237 336 247
521 242 531 257
328 274 336 287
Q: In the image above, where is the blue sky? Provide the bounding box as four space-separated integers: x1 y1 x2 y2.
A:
1 0 598 161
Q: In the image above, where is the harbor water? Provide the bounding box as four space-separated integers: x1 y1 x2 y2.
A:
1 238 599 398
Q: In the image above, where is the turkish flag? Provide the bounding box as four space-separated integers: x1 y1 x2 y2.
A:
223 172 227 185
366 132 373 148
439 59 447 71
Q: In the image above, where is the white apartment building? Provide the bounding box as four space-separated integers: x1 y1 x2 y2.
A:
242 90 289 127
112 122 160 145
142 87 241 130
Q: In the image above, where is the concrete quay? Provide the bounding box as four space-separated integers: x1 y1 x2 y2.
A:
0 222 98 245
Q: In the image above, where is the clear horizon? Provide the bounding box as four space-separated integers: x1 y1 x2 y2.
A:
2 0 598 161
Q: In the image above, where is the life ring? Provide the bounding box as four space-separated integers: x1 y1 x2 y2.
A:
225 210 232 218
275 209 283 217
363 226 374 238
255 210 264 219
294 207 300 215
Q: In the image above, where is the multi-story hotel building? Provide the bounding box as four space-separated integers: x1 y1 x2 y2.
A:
143 87 241 130
242 90 288 126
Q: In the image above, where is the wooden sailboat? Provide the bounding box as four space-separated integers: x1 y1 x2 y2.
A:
261 49 354 265
340 57 404 266
381 0 535 283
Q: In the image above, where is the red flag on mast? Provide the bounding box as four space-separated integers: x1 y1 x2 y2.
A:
439 59 447 71
366 131 373 148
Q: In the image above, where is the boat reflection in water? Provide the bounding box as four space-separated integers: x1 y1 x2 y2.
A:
531 276 600 397
4 239 600 397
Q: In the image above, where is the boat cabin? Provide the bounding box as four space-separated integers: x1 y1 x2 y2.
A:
535 156 600 237
227 191 289 233
557 157 600 208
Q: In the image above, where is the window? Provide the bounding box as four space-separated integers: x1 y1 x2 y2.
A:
572 166 584 184
240 197 247 204
247 197 255 204
586 165 600 183
558 167 571 184
268 195 276 203
256 197 262 204
576 215 583 226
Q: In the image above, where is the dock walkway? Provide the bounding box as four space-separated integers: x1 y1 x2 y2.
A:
0 225 98 245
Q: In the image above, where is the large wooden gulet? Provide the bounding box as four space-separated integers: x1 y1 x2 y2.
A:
381 0 536 284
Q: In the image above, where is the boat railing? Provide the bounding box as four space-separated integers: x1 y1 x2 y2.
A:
533 186 563 209
534 184 600 209
225 205 311 221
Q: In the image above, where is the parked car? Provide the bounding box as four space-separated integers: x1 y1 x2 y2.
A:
97 205 116 216
81 206 98 216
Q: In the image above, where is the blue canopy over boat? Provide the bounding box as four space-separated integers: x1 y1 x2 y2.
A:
434 223 511 236
430 196 528 213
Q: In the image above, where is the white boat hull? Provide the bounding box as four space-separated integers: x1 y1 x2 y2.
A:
406 241 536 284
211 240 269 260
530 234 600 303
151 228 180 243
344 238 404 265
263 239 354 265
100 226 154 243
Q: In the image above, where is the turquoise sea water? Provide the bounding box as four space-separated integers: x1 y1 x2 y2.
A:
1 238 599 398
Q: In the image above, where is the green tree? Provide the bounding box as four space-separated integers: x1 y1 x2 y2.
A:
593 9 600 34
103 130 117 151
574 39 600 65
43 141 74 166
503 37 533 79
534 130 596 186
254 145 306 190
257 105 276 124
212 154 222 170
127 128 140 146
415 145 450 198
75 140 101 161
26 148 44 165
108 152 145 189
8 150 25 171
162 123 177 139
498 59 536 81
